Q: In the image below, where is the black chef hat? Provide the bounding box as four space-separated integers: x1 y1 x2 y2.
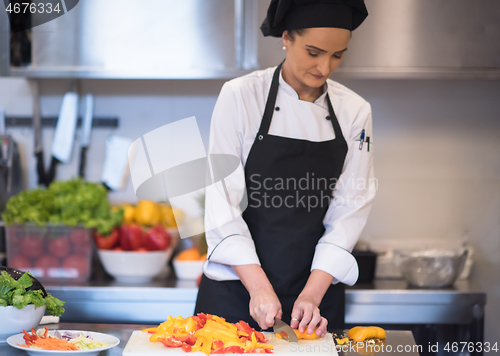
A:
261 0 368 37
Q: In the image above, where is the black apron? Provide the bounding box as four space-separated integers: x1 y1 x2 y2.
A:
195 62 349 331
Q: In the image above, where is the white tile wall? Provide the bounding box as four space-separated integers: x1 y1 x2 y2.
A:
0 76 499 343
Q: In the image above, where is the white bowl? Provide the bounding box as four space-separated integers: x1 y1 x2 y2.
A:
0 304 46 343
98 248 172 283
173 259 205 280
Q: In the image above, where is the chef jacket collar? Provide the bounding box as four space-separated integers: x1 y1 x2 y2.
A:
279 67 328 107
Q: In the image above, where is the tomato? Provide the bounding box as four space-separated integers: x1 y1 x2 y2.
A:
62 255 90 278
143 225 171 251
34 255 60 276
48 237 71 258
69 228 88 245
94 228 120 250
8 255 32 270
21 236 44 259
119 224 143 251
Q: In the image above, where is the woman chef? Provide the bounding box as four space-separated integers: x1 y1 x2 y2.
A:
195 0 376 337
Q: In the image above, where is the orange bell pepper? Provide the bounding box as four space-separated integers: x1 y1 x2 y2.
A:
294 326 321 340
347 326 386 342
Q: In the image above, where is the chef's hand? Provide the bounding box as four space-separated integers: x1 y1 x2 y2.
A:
291 294 327 337
249 289 282 330
232 264 282 330
291 269 334 337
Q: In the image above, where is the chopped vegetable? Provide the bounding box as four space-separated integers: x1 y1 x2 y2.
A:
2 178 123 236
144 314 272 355
293 326 321 340
347 326 386 342
336 337 349 345
0 271 65 316
20 327 109 351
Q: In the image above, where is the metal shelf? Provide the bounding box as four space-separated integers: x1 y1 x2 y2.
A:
9 67 255 80
9 66 500 80
5 116 119 128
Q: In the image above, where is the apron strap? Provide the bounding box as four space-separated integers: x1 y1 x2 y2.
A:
257 62 283 139
257 61 347 149
326 92 347 146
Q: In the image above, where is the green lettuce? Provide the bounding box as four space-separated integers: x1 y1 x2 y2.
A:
0 271 65 316
2 178 123 236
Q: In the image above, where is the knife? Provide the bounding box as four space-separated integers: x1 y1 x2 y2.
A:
29 80 45 186
45 83 79 186
79 93 93 178
273 318 298 343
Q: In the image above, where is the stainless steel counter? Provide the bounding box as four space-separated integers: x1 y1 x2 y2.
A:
0 323 420 356
44 275 486 326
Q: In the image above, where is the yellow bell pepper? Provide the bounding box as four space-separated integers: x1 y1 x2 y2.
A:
134 200 161 226
336 337 349 345
347 326 386 342
160 204 184 228
122 203 136 224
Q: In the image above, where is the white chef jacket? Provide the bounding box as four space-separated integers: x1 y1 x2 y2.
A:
203 66 376 286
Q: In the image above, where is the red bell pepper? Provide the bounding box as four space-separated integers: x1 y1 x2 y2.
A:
159 336 183 348
143 225 171 251
119 224 143 250
93 228 119 250
174 333 196 346
182 344 192 352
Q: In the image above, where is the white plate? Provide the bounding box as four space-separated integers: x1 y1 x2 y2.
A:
7 330 120 356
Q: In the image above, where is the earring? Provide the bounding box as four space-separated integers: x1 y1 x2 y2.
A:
282 46 286 51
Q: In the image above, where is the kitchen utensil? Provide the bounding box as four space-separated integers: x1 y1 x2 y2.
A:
394 247 468 288
101 135 133 190
79 93 93 178
123 330 335 356
273 317 299 343
172 259 204 280
7 330 120 355
352 250 377 284
0 108 23 212
0 266 48 297
0 305 46 343
29 80 45 186
45 84 79 186
98 248 172 283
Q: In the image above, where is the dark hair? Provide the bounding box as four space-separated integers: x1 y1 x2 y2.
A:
285 29 308 42
285 28 352 42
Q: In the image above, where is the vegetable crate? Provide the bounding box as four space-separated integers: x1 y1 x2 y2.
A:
5 224 92 282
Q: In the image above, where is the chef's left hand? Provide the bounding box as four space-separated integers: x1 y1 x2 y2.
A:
291 294 328 337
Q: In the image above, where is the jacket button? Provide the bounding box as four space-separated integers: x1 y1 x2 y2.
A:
258 135 263 140
326 116 331 120
275 107 280 111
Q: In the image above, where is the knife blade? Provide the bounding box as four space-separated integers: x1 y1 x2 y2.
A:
29 79 45 186
273 318 298 343
79 93 93 178
45 84 79 186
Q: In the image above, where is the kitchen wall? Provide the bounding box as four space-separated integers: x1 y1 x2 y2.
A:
0 77 499 343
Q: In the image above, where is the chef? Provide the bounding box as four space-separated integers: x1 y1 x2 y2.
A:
195 0 376 337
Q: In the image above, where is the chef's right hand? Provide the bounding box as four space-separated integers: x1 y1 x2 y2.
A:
231 264 282 330
249 289 282 330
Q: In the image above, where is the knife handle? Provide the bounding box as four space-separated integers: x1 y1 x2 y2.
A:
44 156 59 187
35 151 45 186
79 147 87 179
